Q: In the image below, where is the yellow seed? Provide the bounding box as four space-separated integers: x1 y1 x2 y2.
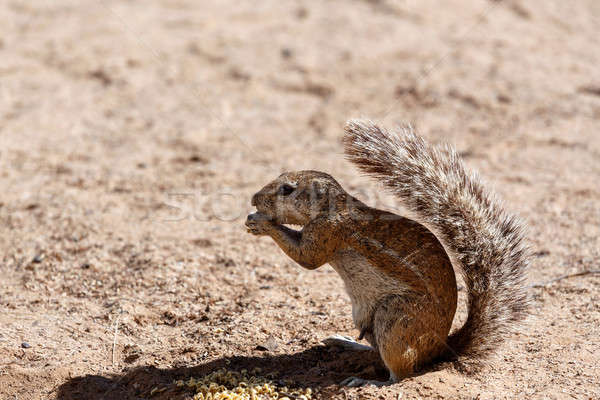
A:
174 368 314 400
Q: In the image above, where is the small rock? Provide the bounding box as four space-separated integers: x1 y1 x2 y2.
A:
32 254 44 263
191 238 212 248
21 342 31 349
578 85 600 97
188 154 207 163
280 48 293 59
124 353 140 363
497 93 512 104
295 7 308 19
196 314 209 323
228 67 251 81
81 263 91 269
88 68 112 86
256 335 278 352
534 250 550 257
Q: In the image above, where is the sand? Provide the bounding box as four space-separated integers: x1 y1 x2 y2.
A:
1 0 599 399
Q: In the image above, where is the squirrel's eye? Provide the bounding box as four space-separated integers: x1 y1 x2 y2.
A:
279 184 295 196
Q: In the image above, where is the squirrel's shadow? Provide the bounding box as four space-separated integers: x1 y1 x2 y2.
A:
55 345 392 400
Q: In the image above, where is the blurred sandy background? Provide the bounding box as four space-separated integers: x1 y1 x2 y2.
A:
1 0 599 399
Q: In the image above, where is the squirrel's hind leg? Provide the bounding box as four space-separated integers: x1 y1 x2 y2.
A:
373 296 450 382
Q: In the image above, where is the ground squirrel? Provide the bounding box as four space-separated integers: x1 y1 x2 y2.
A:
246 120 529 386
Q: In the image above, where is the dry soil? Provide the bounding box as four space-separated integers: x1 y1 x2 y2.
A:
1 1 599 399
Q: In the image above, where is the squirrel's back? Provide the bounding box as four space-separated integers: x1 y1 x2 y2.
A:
343 119 530 366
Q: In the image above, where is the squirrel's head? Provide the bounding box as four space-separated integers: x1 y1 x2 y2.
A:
251 170 346 226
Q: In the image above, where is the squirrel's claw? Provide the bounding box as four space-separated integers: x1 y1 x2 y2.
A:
322 335 373 351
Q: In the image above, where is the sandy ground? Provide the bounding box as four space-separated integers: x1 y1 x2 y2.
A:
1 0 599 399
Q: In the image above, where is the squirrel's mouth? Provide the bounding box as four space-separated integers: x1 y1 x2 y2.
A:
271 215 304 230
282 223 303 230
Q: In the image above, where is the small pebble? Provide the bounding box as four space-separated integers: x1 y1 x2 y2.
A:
280 48 293 59
21 342 31 349
32 254 44 263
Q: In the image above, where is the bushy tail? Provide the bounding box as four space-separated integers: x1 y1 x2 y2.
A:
343 119 529 365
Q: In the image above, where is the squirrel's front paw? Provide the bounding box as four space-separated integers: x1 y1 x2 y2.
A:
245 213 274 236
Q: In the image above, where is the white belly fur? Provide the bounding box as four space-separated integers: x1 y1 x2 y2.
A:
329 249 408 332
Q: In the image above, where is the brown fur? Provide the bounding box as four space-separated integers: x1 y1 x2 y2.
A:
246 120 529 381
